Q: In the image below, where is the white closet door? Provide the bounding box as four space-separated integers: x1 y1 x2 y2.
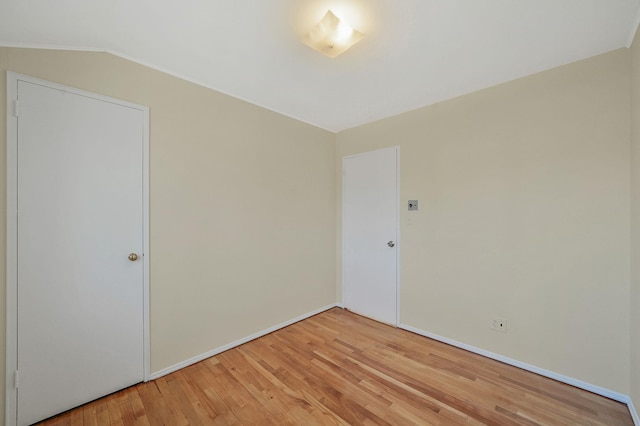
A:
15 78 145 425
343 147 399 325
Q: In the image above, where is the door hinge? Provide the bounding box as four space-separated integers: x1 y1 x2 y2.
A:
13 100 19 118
14 370 19 389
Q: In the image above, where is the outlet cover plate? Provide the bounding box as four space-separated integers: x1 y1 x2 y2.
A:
490 317 507 333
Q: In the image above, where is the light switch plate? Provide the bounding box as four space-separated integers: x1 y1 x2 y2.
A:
408 200 418 211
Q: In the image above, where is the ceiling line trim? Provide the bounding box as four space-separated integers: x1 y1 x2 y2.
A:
626 7 640 48
0 41 338 134
0 41 106 52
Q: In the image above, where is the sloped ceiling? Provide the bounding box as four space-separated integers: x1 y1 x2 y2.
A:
1 0 639 132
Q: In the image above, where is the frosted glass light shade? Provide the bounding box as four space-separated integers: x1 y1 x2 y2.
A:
302 10 365 58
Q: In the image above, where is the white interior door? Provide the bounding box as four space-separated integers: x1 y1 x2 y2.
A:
343 147 399 325
7 74 148 425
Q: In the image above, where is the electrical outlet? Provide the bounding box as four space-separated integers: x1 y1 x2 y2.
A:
490 317 507 333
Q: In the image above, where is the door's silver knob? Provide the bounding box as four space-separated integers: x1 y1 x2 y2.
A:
387 241 395 247
128 253 139 262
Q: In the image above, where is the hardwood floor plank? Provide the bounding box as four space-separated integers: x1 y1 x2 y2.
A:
136 381 182 425
37 308 634 425
183 362 241 425
201 356 283 426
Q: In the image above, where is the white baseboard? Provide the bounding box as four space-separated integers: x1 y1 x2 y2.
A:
149 303 338 380
629 398 640 426
399 323 629 404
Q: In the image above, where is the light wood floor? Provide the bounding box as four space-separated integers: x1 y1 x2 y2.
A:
39 308 633 425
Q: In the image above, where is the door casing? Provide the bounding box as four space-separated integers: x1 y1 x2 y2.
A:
5 72 150 425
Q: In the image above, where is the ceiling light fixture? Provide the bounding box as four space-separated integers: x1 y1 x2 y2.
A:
302 10 364 58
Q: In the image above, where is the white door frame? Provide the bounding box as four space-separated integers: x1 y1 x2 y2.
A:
5 72 150 425
341 146 400 326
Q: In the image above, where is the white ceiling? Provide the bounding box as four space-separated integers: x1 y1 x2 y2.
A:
1 0 639 132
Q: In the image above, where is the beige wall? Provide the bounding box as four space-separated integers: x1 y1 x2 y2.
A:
0 47 337 420
337 49 632 393
631 27 640 412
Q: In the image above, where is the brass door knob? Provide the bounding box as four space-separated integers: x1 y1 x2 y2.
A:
128 253 139 262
